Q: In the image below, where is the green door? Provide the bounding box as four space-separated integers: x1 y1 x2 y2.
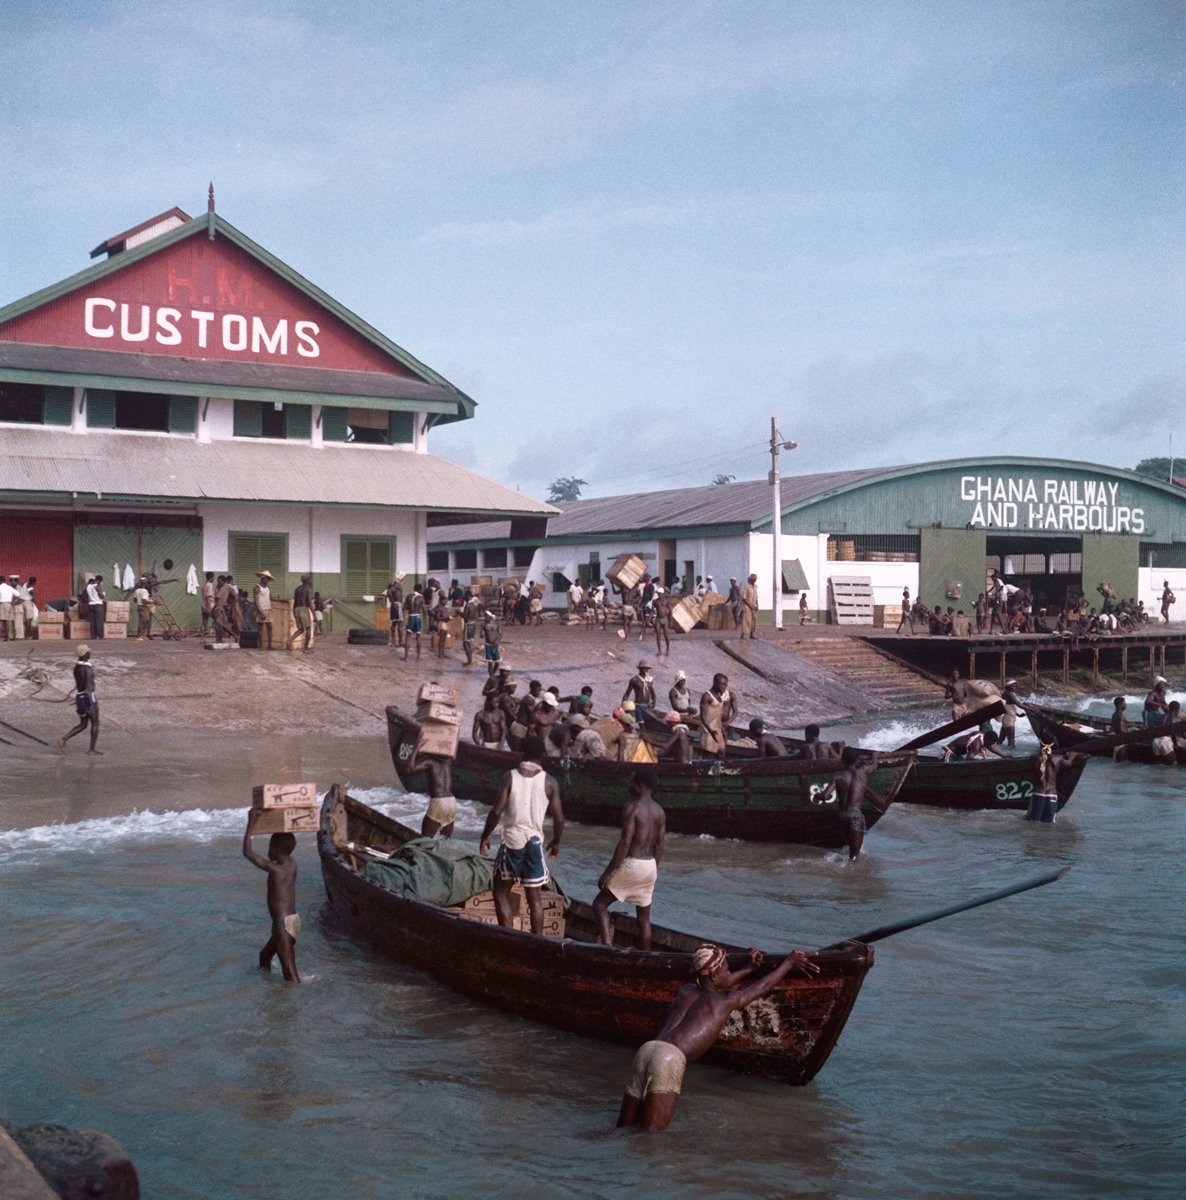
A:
919 527 987 614
1080 536 1140 606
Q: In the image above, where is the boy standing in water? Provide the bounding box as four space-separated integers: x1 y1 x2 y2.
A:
243 812 301 982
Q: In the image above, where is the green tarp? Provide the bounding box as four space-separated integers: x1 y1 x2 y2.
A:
361 838 494 906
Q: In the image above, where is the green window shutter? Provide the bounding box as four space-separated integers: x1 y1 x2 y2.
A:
285 405 312 440
86 389 116 427
388 411 415 444
322 406 348 442
43 386 73 425
343 539 392 598
168 395 198 433
230 534 287 583
233 400 263 438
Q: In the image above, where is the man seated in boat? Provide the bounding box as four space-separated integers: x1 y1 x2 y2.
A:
668 671 694 722
941 729 1009 762
593 765 666 950
801 724 842 760
1110 696 1131 735
1144 677 1169 727
748 717 788 757
617 944 820 1132
479 735 564 935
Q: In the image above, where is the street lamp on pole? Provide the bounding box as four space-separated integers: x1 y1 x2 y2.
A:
770 417 797 632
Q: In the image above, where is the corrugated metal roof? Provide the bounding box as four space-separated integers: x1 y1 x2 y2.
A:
428 470 889 543
0 342 462 409
0 428 557 516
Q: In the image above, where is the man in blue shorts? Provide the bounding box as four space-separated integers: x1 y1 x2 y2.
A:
479 735 564 934
482 612 503 676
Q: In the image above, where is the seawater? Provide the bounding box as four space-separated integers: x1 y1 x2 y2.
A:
1 708 1182 1200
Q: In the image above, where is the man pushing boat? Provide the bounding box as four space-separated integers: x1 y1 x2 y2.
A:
618 944 820 1132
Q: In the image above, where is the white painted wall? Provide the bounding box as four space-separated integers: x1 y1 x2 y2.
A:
199 503 420 575
1138 566 1186 624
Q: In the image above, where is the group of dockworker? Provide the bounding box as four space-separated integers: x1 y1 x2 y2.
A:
0 573 37 640
382 577 504 665
200 570 328 651
402 677 828 1132
898 575 1173 640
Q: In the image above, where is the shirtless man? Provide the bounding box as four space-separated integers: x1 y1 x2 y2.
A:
1144 677 1168 727
896 587 914 635
461 590 482 664
800 724 842 761
404 587 426 660
941 729 1008 761
820 748 880 861
652 588 672 657
1160 580 1175 624
479 736 564 935
386 577 405 647
528 692 560 743
944 670 968 721
406 745 458 838
618 943 819 1132
472 693 507 749
748 718 787 757
999 679 1025 748
242 812 300 982
698 673 735 759
1109 695 1130 735
482 612 503 676
1028 744 1085 823
623 661 657 724
594 766 666 950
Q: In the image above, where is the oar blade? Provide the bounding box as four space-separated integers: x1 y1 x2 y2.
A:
894 700 1005 752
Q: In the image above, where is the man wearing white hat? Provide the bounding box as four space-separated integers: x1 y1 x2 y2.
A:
253 571 275 650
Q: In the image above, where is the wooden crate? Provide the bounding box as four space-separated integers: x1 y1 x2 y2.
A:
38 609 65 626
248 806 319 834
606 554 647 591
416 700 462 725
418 682 459 704
670 596 702 633
416 720 461 759
270 599 298 649
103 623 128 639
69 621 90 639
252 782 318 811
105 601 130 621
37 622 65 638
374 606 391 630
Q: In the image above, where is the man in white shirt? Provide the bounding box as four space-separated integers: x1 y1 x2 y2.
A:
85 575 106 640
0 575 15 641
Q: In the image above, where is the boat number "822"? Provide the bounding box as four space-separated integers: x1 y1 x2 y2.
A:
994 780 1034 801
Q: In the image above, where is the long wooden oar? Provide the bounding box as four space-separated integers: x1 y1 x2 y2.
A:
1057 719 1186 757
823 868 1069 950
893 700 1005 752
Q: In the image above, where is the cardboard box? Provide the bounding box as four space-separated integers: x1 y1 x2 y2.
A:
416 700 462 725
252 782 318 810
37 622 65 638
38 609 65 625
105 601 130 621
103 623 128 639
69 621 90 639
417 682 459 704
249 806 319 834
606 553 647 591
416 720 460 759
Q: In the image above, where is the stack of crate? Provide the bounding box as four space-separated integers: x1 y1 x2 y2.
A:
68 604 90 640
455 887 565 937
37 608 66 639
105 599 130 639
249 781 320 835
415 682 462 758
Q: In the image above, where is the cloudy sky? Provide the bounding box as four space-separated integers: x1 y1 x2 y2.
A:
3 1 1183 499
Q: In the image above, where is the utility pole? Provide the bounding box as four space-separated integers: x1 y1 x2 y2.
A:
769 418 797 631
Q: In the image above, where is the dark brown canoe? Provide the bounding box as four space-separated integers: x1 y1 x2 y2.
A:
641 709 1085 812
318 784 873 1085
1025 703 1186 761
387 706 914 847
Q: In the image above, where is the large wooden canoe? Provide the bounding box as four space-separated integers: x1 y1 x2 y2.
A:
641 710 1085 812
387 707 914 847
1025 703 1186 765
318 784 874 1085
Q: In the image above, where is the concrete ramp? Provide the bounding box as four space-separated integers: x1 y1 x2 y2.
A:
716 638 882 726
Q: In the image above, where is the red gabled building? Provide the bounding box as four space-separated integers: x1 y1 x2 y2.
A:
0 197 553 622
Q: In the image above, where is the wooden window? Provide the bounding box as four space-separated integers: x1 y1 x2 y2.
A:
388 412 415 444
322 406 348 442
230 533 288 585
427 550 449 572
168 395 197 433
342 538 393 598
0 382 72 425
86 389 117 427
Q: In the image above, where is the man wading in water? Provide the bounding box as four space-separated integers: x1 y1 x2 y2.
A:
618 944 819 1132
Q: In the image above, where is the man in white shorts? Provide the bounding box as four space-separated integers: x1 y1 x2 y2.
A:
593 766 666 951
